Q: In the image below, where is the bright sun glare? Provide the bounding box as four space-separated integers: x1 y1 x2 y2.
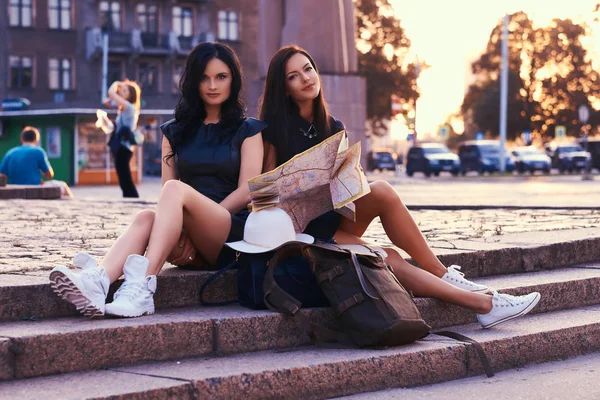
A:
387 0 600 140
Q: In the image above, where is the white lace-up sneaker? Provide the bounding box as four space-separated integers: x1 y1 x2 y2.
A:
105 255 156 318
477 291 541 329
49 253 110 318
442 265 489 293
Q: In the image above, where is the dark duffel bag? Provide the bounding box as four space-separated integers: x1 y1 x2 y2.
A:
197 250 329 310
236 251 329 310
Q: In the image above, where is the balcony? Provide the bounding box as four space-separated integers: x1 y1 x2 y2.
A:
86 28 214 60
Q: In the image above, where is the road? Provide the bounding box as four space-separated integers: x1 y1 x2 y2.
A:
71 171 600 208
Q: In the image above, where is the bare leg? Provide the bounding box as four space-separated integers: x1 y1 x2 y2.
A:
385 247 492 313
336 180 447 277
144 180 233 276
100 209 156 282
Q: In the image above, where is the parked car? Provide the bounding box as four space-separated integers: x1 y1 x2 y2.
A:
405 143 460 177
544 142 591 173
367 149 397 172
458 140 514 175
511 147 551 174
580 138 600 172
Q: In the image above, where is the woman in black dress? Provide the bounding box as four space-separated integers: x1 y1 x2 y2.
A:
259 45 540 328
50 43 264 319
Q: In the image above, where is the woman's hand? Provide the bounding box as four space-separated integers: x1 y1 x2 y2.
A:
167 231 197 266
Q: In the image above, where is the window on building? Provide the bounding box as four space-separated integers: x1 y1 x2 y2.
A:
218 10 239 41
99 1 121 31
172 64 183 93
49 0 72 30
172 6 193 37
136 3 158 33
139 62 158 94
9 56 33 88
9 0 33 27
107 60 122 87
49 58 72 90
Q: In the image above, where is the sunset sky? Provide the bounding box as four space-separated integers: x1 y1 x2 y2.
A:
387 0 600 139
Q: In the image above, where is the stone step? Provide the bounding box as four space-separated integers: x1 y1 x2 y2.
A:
0 185 61 199
0 266 235 322
3 306 600 399
2 234 599 322
1 267 600 380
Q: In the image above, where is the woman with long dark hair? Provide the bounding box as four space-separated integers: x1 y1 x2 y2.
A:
106 80 142 198
50 42 265 319
259 45 540 328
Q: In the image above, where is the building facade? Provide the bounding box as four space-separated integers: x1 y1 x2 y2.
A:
0 0 365 185
0 0 255 184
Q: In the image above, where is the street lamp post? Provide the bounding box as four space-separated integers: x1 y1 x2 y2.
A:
499 13 509 173
579 105 593 181
412 57 420 148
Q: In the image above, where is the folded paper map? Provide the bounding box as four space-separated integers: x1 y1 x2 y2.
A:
248 130 371 232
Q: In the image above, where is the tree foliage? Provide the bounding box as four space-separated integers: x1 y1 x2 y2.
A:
461 12 600 140
355 0 419 136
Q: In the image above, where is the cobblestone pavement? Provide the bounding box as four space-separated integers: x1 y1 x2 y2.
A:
2 197 599 274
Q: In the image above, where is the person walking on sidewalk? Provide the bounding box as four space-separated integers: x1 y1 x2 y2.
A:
106 79 142 198
0 126 73 198
259 45 540 329
49 42 265 318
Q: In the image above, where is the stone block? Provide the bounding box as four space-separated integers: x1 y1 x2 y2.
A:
0 338 14 381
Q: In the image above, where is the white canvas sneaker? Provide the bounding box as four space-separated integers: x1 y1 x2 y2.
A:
442 265 489 293
105 255 156 318
477 291 541 329
49 253 110 318
72 252 98 270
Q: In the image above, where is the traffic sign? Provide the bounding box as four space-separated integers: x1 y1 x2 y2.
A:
555 125 566 139
439 125 450 140
578 105 590 124
1 98 30 111
391 94 402 115
522 131 531 145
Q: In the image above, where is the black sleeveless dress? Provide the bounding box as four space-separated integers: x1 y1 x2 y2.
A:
262 114 346 240
160 117 267 267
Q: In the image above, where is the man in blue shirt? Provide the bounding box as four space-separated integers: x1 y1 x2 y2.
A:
0 126 72 197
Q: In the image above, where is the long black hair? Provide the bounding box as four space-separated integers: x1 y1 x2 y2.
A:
259 45 332 165
167 42 246 161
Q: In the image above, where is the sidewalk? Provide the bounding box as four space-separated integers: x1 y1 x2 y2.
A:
1 196 599 274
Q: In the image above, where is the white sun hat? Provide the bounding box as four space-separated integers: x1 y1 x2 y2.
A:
225 207 314 253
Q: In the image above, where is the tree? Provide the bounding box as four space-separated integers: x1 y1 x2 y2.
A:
461 12 600 140
355 0 419 136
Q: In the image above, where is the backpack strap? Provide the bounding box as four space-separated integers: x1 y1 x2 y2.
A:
263 243 344 344
198 257 239 306
434 330 495 378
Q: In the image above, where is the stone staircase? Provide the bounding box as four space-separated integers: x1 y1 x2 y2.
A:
1 236 600 399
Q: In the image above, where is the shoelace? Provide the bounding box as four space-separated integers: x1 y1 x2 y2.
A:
447 265 464 277
492 290 520 307
115 280 145 299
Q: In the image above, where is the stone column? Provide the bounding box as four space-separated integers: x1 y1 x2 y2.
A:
256 0 367 165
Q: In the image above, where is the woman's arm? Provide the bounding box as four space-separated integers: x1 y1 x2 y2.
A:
262 141 277 173
161 137 178 186
220 133 264 214
107 81 132 109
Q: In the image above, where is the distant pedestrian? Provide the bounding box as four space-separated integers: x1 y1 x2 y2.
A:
105 80 142 198
0 126 73 198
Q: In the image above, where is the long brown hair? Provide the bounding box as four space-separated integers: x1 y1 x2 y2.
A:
121 80 141 111
259 45 332 164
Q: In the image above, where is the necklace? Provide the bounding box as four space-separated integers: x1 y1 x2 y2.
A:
299 124 317 139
